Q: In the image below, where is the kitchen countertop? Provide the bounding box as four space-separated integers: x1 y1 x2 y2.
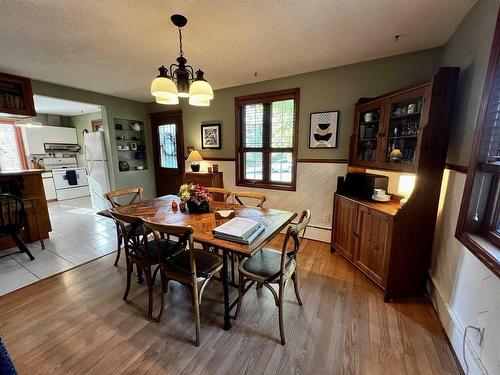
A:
0 169 46 177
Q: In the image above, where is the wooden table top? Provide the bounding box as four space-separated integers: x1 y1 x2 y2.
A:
112 195 297 257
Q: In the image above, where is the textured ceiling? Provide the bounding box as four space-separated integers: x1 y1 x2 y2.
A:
0 0 476 102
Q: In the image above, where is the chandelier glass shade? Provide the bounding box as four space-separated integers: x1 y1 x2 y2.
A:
151 14 213 106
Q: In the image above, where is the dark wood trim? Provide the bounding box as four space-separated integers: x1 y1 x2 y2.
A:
235 88 300 191
455 11 500 277
445 162 469 173
193 157 236 162
297 158 349 163
356 82 430 106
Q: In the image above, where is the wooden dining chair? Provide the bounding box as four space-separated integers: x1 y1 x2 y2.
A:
142 219 223 346
206 187 231 202
0 193 35 261
104 187 144 266
234 210 311 345
109 210 184 321
231 191 267 207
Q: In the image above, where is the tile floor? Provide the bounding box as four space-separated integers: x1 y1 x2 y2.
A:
0 196 117 296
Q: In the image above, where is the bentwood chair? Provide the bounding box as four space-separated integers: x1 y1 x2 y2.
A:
109 211 183 321
142 219 223 346
104 187 144 266
235 210 311 345
231 191 267 207
206 187 231 202
0 194 35 261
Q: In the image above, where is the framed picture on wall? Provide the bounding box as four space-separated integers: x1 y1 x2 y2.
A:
201 123 221 149
309 111 339 148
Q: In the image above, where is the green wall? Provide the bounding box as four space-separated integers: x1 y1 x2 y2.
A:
70 111 102 149
149 48 442 160
441 0 499 166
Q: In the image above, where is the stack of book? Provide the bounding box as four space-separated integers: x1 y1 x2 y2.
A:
212 217 265 244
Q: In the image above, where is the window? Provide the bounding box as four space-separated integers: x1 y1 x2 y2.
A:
235 88 299 190
158 124 178 168
0 122 26 170
456 14 500 277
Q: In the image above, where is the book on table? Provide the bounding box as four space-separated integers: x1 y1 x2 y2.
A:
212 217 265 244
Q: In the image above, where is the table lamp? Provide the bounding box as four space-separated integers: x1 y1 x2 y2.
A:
187 150 203 172
398 175 416 206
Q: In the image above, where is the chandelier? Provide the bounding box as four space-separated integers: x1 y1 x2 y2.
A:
151 14 213 106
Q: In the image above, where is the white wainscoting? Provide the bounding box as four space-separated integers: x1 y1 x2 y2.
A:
191 160 348 243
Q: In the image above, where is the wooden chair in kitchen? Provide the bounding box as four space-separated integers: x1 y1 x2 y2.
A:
206 187 231 203
231 191 267 208
234 210 311 345
104 187 144 266
0 193 35 261
142 219 223 346
109 210 184 321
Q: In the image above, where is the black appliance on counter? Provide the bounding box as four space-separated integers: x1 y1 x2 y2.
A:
337 172 389 200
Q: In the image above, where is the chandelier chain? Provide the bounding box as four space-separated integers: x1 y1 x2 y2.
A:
178 27 183 57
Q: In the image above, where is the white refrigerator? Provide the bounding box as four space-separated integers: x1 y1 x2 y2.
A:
84 131 111 211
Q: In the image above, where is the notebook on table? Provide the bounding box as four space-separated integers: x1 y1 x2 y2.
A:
212 217 265 244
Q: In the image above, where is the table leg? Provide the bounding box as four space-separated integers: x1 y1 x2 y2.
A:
221 250 232 331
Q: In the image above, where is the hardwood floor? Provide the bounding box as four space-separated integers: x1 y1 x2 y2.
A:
0 236 460 374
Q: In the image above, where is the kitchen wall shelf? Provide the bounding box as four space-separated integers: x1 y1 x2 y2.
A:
114 118 148 172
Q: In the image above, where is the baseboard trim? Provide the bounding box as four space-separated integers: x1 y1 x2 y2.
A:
427 275 488 375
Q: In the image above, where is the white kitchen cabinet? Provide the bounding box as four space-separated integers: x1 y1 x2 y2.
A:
22 126 78 156
21 127 45 155
43 126 77 144
42 175 57 201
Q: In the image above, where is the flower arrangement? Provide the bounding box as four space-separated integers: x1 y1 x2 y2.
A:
178 183 213 213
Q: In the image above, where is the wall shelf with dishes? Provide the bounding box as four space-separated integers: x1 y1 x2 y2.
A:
114 118 148 172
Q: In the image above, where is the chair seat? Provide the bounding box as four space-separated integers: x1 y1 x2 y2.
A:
239 248 295 281
132 239 184 261
167 250 222 279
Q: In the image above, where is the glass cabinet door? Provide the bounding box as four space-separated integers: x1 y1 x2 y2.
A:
354 102 384 166
381 88 428 170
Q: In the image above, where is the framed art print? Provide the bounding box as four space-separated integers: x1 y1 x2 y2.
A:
309 111 339 148
201 123 221 149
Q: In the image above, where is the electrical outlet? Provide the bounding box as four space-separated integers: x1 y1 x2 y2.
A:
323 213 330 222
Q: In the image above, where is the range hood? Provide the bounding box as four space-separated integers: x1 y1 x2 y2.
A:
44 143 81 152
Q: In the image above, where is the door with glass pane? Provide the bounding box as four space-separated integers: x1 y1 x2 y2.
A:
352 100 385 168
379 87 429 172
150 111 184 196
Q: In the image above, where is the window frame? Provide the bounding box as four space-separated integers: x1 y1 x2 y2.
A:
235 88 300 191
455 12 500 277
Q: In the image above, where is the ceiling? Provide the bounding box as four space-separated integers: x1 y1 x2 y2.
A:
33 95 101 116
0 0 476 103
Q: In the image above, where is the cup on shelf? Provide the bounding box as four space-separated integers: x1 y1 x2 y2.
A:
364 113 373 122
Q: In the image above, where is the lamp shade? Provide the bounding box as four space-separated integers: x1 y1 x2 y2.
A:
156 95 179 105
189 95 210 107
398 175 416 197
186 150 203 163
189 79 214 100
151 76 178 98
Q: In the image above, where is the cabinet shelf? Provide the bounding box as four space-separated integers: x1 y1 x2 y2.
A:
387 135 419 140
390 112 421 119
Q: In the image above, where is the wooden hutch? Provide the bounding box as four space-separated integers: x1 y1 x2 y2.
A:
331 67 459 301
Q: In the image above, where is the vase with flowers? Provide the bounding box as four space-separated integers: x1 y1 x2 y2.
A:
178 183 213 213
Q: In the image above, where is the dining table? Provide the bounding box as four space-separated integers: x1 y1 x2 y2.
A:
112 195 297 330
